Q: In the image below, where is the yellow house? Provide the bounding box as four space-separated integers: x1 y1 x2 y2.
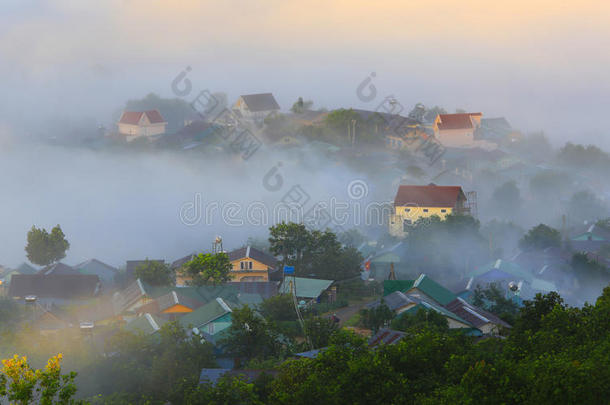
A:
389 184 469 238
228 246 278 282
117 110 167 141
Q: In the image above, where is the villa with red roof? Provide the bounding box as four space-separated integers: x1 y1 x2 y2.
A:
389 184 469 237
432 112 482 148
117 110 167 140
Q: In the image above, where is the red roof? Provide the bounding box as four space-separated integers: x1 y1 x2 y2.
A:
119 110 166 125
437 113 482 130
394 184 464 207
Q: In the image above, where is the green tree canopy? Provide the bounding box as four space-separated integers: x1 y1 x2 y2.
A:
25 225 70 266
182 252 232 286
134 259 174 286
519 224 561 251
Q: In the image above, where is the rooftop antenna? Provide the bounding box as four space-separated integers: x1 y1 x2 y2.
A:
388 262 397 280
213 236 223 254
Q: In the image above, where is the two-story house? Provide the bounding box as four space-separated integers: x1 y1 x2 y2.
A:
117 110 167 141
389 184 469 238
228 246 277 282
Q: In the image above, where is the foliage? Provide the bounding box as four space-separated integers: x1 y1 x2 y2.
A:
268 223 363 280
568 190 608 224
258 294 298 323
290 97 313 114
359 299 394 332
303 317 339 349
472 283 520 324
491 180 521 218
0 354 81 405
519 223 561 251
133 260 173 286
183 253 232 286
25 225 70 267
221 306 282 362
557 142 610 170
124 93 198 133
390 308 449 333
481 220 524 259
570 253 610 298
336 228 366 248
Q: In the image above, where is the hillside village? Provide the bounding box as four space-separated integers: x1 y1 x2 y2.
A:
1 91 610 403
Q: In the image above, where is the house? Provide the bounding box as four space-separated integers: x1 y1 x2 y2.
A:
433 112 482 148
124 313 168 336
445 297 511 335
228 246 278 282
478 117 519 143
570 223 610 253
172 254 196 286
74 259 118 285
136 290 203 318
32 304 75 335
37 262 80 276
112 278 151 316
233 93 280 121
389 184 470 238
117 110 167 140
401 273 458 307
8 274 101 305
279 277 334 303
400 295 475 330
179 297 233 336
367 291 415 315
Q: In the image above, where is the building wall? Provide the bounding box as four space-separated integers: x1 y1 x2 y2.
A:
229 258 270 282
389 205 453 238
118 122 166 138
436 128 475 148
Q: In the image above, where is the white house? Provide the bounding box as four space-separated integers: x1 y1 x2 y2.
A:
117 110 167 140
233 93 280 122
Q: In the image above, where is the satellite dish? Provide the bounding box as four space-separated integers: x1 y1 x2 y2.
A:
24 295 37 303
192 327 200 335
508 281 519 292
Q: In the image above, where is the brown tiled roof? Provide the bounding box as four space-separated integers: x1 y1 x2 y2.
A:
8 274 100 299
394 184 464 207
437 113 481 130
119 110 166 125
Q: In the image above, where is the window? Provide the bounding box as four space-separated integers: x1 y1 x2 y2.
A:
405 208 411 212
441 209 447 213
423 208 429 213
240 261 253 270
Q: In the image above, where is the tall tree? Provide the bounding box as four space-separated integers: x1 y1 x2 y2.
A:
519 224 561 251
134 260 174 286
183 252 232 286
25 225 70 266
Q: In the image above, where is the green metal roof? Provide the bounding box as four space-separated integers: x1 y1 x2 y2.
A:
279 277 333 299
124 313 167 335
571 233 606 241
383 280 414 296
406 274 457 306
179 298 232 330
404 300 472 327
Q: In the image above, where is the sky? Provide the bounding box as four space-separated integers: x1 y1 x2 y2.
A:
1 0 610 147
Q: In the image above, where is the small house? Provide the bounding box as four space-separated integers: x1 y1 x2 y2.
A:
233 93 280 121
433 112 482 148
228 246 278 282
117 110 167 140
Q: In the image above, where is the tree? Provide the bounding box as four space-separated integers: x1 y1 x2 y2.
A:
183 252 232 286
568 190 608 224
0 354 81 405
25 225 70 266
491 180 521 218
359 299 394 332
290 97 313 114
124 92 198 133
519 224 561 251
259 294 298 323
222 306 281 361
391 308 449 333
134 259 173 286
268 222 310 273
303 316 339 349
472 283 519 324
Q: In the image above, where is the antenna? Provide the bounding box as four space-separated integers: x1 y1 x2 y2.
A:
388 262 397 280
213 236 223 254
